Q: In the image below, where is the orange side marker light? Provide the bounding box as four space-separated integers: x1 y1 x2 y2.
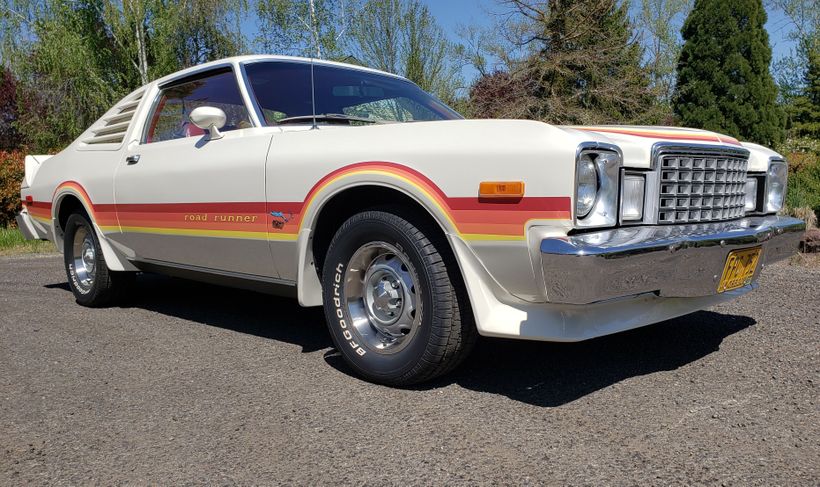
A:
479 181 525 200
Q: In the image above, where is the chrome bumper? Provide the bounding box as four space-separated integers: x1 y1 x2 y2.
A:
540 215 805 304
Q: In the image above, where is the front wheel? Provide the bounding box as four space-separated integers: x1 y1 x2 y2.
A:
321 209 476 386
63 212 133 307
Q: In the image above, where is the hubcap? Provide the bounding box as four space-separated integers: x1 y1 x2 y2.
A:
344 242 421 353
71 227 96 292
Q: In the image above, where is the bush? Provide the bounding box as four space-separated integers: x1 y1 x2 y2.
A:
0 150 25 228
780 137 820 223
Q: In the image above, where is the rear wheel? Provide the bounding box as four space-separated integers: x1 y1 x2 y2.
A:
63 212 133 307
321 209 476 386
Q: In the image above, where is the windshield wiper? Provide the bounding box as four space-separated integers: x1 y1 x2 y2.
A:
276 113 383 125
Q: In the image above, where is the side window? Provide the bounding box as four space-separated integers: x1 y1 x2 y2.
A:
244 61 313 124
144 68 251 144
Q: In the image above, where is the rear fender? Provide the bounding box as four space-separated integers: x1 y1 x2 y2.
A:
53 189 137 272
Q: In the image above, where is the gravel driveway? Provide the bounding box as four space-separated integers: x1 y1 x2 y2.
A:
1 255 818 485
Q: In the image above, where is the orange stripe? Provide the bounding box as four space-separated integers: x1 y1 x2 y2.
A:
578 127 741 146
44 164 572 241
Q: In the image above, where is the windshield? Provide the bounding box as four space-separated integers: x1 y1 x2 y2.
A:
243 60 462 125
313 64 461 123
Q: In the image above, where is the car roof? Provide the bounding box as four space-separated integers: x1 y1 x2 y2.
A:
151 55 408 88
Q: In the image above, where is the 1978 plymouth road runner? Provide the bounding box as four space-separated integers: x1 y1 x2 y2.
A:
17 55 805 385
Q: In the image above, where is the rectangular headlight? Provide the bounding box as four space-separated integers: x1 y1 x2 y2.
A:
621 174 645 221
766 160 788 213
744 177 758 212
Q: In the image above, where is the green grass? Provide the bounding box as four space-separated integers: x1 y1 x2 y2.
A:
0 227 56 256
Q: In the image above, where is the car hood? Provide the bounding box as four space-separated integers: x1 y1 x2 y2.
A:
559 125 776 172
317 120 779 172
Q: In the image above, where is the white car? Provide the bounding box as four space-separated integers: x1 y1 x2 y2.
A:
17 55 805 385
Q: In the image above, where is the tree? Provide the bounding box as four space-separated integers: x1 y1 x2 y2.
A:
347 0 462 104
673 0 785 146
0 67 20 150
5 0 122 152
789 43 819 137
469 70 530 119
469 0 659 124
149 0 247 72
635 0 693 102
255 0 348 59
1 0 246 152
766 0 818 102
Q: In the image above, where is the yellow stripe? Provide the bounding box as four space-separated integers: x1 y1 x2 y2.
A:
71 169 567 244
302 169 459 235
301 168 568 243
462 233 525 242
117 225 285 241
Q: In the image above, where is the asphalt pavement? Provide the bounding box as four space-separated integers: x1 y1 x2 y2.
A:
1 254 818 485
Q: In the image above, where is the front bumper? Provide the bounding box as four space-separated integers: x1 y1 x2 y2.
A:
540 215 805 304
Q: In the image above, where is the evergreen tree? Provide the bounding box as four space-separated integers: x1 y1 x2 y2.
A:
789 42 819 137
673 0 785 146
471 0 658 124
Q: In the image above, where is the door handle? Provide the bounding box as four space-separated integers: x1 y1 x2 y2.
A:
126 154 140 165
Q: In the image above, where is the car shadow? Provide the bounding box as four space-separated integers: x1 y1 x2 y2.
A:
46 274 755 407
418 310 755 407
47 273 331 353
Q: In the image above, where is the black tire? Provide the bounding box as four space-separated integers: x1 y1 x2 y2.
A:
63 212 133 307
322 209 476 386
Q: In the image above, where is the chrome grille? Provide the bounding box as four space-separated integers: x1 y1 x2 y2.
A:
657 153 748 224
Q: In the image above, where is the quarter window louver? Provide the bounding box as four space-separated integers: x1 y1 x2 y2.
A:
82 91 144 145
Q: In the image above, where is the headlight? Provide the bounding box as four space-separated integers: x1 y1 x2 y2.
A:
576 153 598 218
765 160 787 213
575 145 621 228
744 177 758 211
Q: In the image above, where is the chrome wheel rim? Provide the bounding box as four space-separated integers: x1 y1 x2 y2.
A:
72 226 96 292
344 242 421 354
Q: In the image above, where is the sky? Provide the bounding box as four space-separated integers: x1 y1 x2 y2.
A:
241 0 802 86
418 0 800 84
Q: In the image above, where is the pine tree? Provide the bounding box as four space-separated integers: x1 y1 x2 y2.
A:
789 43 820 138
673 0 785 146
470 0 658 124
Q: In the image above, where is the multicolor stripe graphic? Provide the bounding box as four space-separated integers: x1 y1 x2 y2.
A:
25 200 52 224
575 126 742 146
54 181 120 232
37 163 572 242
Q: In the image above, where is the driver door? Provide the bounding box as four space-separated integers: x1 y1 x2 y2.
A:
111 67 278 278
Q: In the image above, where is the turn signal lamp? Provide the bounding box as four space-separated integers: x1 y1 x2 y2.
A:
621 175 645 221
479 181 525 199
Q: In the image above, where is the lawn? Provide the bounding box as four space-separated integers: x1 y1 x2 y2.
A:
0 227 56 256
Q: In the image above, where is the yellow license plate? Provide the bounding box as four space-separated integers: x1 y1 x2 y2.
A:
717 247 762 293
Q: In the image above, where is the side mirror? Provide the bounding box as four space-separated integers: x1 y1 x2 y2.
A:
189 106 227 140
